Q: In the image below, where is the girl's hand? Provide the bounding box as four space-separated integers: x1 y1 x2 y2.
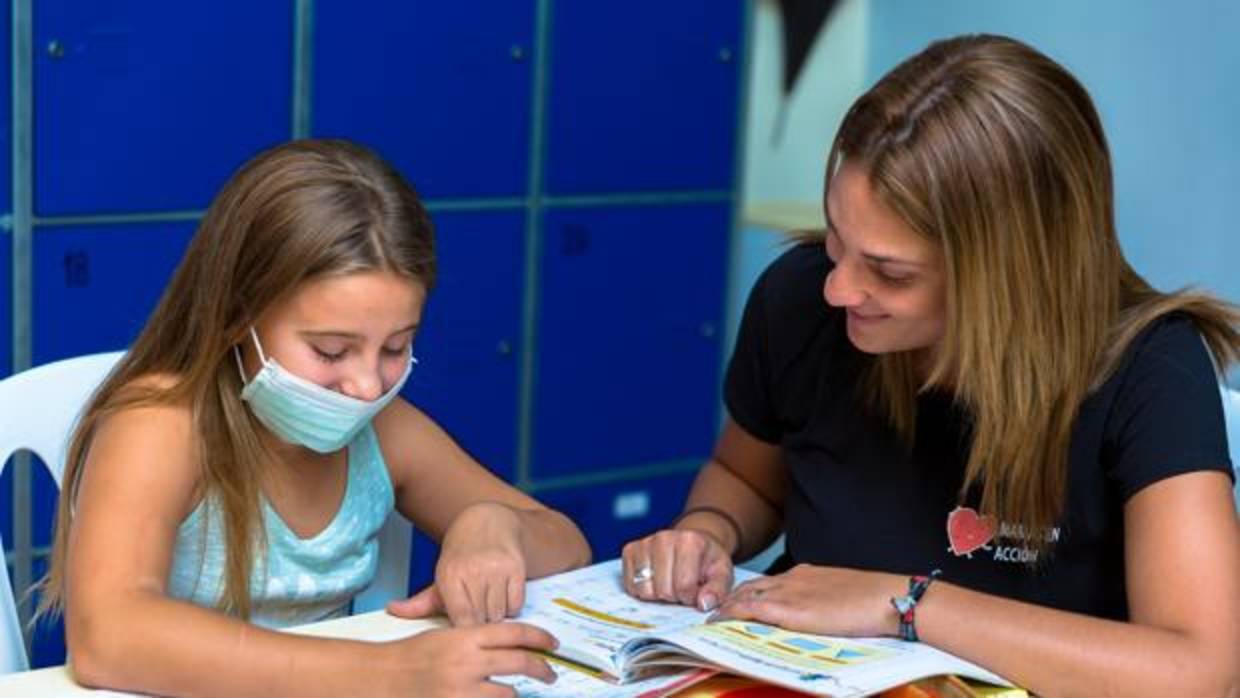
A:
388 502 528 626
384 622 558 697
710 564 906 637
621 528 735 612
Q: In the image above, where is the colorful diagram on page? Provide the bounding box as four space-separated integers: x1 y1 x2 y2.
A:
690 621 894 674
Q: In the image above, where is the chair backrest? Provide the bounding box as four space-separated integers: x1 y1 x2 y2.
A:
0 524 25 674
0 352 126 483
0 351 411 673
1223 386 1240 507
0 351 125 674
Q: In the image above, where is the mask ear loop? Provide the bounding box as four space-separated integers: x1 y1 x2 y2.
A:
234 327 269 385
249 327 270 363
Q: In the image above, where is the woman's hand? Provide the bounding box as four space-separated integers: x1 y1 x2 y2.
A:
388 501 528 626
621 528 735 611
382 622 558 697
710 564 906 637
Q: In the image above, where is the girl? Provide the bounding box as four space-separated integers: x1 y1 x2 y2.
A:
622 35 1239 696
40 139 590 697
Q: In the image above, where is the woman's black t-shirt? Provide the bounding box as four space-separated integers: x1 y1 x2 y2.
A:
726 243 1234 620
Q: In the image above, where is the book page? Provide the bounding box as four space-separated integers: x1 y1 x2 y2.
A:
514 559 760 677
648 620 1013 697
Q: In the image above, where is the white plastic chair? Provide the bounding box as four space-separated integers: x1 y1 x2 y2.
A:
0 351 410 673
0 351 125 674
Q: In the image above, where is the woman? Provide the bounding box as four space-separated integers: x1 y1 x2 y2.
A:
623 35 1239 695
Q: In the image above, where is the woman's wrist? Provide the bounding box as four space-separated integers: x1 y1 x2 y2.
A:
889 570 942 641
672 506 744 558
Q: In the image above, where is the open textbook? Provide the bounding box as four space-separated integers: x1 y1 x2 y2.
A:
512 559 1019 698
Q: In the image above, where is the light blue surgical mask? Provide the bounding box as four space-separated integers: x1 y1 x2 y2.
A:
235 328 414 453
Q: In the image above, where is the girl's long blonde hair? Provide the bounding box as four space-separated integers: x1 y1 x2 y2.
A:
40 139 436 618
827 35 1239 549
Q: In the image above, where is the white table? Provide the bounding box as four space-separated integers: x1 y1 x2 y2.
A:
0 611 441 697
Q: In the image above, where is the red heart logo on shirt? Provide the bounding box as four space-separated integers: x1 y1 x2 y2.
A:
946 506 996 557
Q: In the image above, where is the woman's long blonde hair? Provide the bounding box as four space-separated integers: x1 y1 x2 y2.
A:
827 35 1239 549
40 139 436 618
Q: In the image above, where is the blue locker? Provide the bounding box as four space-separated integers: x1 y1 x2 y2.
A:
32 223 194 364
314 2 535 199
402 210 524 482
533 204 728 479
544 1 743 194
1 4 11 213
33 2 290 215
537 472 698 562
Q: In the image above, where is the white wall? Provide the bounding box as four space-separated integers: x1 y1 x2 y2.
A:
730 0 868 352
867 1 1240 305
742 0 868 217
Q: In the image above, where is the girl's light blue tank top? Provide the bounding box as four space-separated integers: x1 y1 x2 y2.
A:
166 424 394 628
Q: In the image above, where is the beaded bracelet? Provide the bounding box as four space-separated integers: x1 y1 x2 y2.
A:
890 569 942 642
670 506 744 558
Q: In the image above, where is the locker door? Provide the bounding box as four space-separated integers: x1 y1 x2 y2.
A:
401 209 524 482
544 1 743 194
32 223 194 363
314 2 535 199
34 2 291 215
1 4 10 212
533 204 728 479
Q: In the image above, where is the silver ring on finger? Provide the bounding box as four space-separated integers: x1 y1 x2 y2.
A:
631 564 654 585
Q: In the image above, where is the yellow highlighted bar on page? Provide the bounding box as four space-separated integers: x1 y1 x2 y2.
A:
721 624 760 640
551 598 655 630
